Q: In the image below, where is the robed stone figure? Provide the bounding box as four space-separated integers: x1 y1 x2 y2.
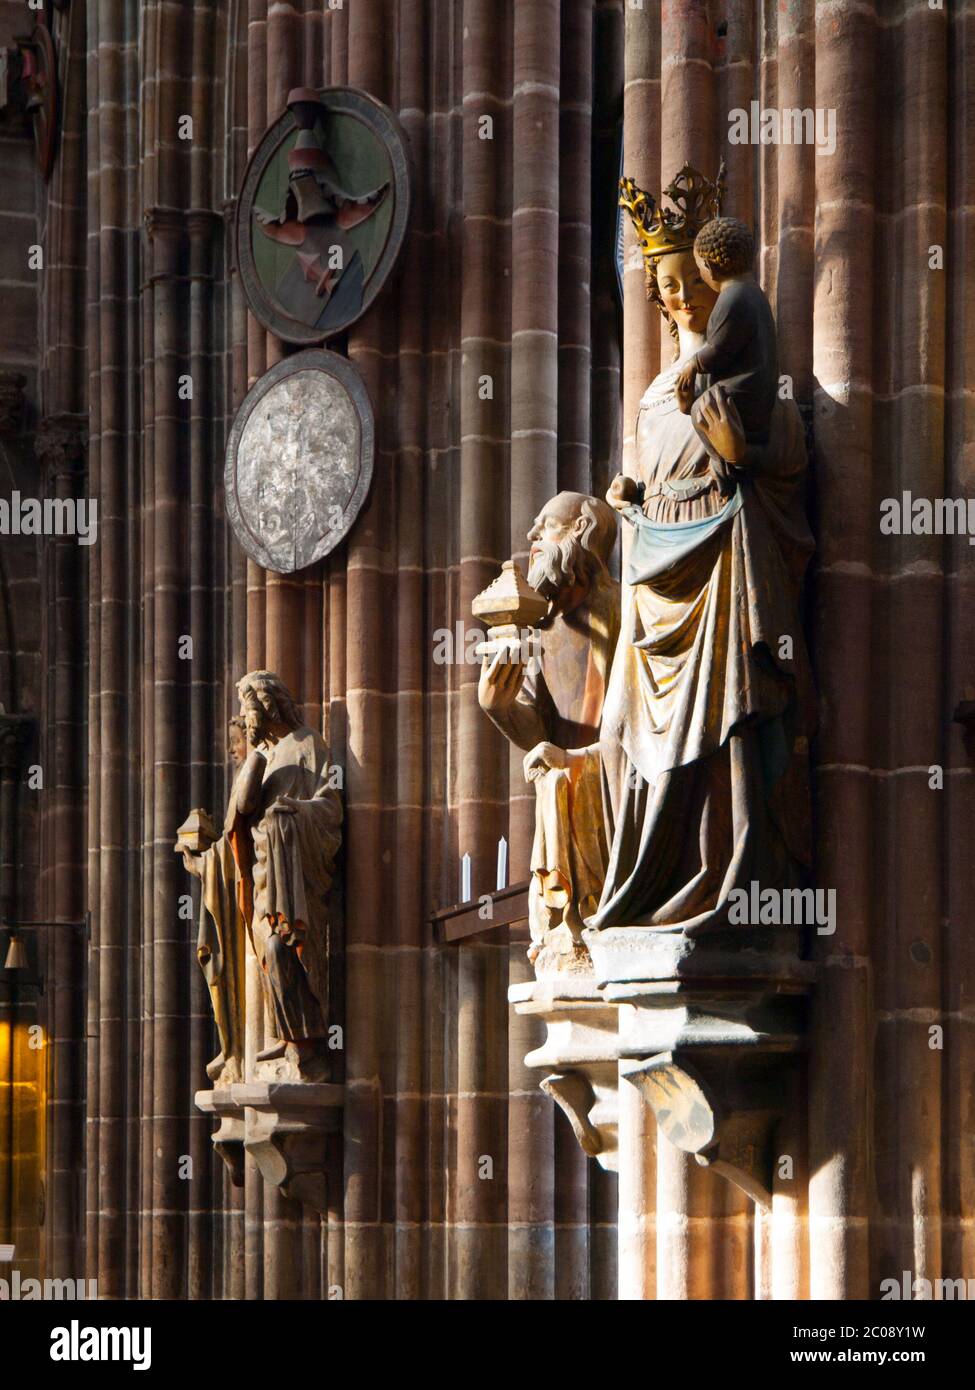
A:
478 492 620 971
179 671 342 1081
592 386 815 934
529 166 815 943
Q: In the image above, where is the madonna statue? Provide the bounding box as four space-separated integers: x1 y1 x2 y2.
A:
533 163 816 943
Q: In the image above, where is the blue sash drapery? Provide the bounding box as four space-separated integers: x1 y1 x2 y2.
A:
622 489 743 587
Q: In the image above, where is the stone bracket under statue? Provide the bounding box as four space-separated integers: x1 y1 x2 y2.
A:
510 978 621 1170
196 1081 342 1213
511 926 816 1208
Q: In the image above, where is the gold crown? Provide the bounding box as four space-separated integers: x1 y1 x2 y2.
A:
619 158 727 281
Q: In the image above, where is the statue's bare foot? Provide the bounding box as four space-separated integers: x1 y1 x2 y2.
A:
256 1038 288 1061
205 1051 226 1080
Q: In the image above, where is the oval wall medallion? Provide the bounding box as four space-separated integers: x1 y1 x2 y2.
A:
236 85 411 344
224 350 375 573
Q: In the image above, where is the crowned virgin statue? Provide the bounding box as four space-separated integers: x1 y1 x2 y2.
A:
532 163 816 942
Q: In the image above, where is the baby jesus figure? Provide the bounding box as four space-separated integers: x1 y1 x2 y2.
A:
675 216 779 493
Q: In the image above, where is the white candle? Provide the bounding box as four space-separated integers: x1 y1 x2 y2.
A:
461 852 472 903
496 836 508 891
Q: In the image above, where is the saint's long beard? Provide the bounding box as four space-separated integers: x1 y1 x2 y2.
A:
528 538 574 598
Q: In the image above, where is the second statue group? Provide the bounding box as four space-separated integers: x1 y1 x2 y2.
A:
478 159 815 980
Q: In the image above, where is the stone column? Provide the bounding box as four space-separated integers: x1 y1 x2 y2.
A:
35 414 87 1283
808 0 876 1301
943 0 975 1288
590 0 624 505
556 0 593 498
615 0 660 1302
506 0 562 1303
35 3 88 1281
448 0 511 1301
86 0 143 1298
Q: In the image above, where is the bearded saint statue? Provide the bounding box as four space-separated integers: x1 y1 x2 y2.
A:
478 492 620 972
178 671 342 1080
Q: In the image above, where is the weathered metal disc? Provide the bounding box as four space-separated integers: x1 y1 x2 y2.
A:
236 86 411 344
224 350 374 573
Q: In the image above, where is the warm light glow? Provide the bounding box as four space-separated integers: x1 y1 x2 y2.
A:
0 1016 48 1280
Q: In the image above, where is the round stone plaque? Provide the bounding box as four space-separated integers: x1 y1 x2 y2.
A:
237 85 411 344
225 350 374 573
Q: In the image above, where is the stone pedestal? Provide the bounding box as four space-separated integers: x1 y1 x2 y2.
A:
512 926 815 1210
195 1081 343 1212
610 975 812 1207
594 925 814 1209
509 978 620 1170
195 1088 247 1187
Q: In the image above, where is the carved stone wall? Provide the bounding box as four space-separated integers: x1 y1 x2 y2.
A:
9 0 975 1303
43 0 622 1301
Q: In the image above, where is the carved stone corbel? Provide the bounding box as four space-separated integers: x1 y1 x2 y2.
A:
509 978 620 1170
512 938 814 1206
604 940 815 1207
619 1048 787 1208
239 1082 342 1212
194 1088 246 1188
540 1072 605 1159
195 1081 343 1213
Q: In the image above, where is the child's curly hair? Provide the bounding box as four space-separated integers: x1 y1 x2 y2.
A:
694 217 754 277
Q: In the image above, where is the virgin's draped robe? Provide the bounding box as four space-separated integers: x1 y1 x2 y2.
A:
590 351 815 933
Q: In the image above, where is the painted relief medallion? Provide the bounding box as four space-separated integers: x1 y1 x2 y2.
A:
224 350 374 573
236 85 411 344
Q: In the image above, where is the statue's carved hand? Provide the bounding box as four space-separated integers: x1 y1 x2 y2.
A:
265 796 299 819
693 384 747 465
523 742 568 783
674 358 699 414
478 648 527 713
176 844 203 878
606 473 639 512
